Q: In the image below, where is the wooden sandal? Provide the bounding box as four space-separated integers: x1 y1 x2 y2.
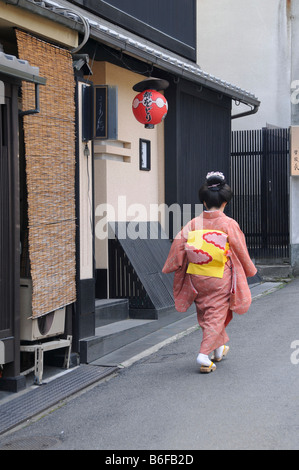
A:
200 362 216 373
211 345 230 362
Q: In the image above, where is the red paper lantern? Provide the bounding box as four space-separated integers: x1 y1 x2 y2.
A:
132 89 168 128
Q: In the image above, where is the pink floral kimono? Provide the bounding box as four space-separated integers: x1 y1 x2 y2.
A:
162 210 257 355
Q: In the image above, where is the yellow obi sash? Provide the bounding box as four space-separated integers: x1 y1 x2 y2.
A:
186 229 229 278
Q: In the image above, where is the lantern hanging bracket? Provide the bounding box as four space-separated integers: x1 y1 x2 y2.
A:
133 77 169 92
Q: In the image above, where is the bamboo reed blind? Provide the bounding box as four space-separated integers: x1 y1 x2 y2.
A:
16 30 76 318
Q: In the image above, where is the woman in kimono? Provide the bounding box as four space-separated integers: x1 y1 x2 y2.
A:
162 171 257 373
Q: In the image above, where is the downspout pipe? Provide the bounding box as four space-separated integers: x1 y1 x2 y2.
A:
19 83 40 116
231 101 260 120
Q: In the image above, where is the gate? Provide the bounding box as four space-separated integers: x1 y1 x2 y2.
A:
231 128 290 260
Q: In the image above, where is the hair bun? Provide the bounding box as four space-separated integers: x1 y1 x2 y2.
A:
206 171 226 191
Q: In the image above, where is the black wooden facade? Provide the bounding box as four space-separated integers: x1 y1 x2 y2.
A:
69 0 196 60
164 78 232 236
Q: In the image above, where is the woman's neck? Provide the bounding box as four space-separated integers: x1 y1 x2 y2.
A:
204 202 227 212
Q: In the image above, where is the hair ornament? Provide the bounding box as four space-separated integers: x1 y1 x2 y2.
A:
206 171 225 181
206 171 226 191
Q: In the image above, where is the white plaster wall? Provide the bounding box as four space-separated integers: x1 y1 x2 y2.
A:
92 62 165 270
196 0 291 130
290 178 299 244
290 1 299 125
78 82 93 280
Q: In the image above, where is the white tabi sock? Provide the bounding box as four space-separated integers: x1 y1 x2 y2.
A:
196 353 212 367
214 345 224 359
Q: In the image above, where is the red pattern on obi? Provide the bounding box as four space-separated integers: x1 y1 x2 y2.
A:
185 246 213 265
203 231 228 250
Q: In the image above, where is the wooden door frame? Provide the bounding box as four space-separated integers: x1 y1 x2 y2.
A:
0 75 24 390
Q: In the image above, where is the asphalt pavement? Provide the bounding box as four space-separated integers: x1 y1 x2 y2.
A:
0 278 298 450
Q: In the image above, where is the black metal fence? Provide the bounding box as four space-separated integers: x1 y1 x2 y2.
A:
108 236 154 310
231 128 290 260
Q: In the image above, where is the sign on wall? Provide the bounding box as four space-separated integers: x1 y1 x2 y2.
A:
94 85 118 140
290 126 299 176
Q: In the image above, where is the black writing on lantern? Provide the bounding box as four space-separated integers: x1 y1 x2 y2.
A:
143 91 153 123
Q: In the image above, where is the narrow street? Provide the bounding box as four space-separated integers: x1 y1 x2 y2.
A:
1 278 298 451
